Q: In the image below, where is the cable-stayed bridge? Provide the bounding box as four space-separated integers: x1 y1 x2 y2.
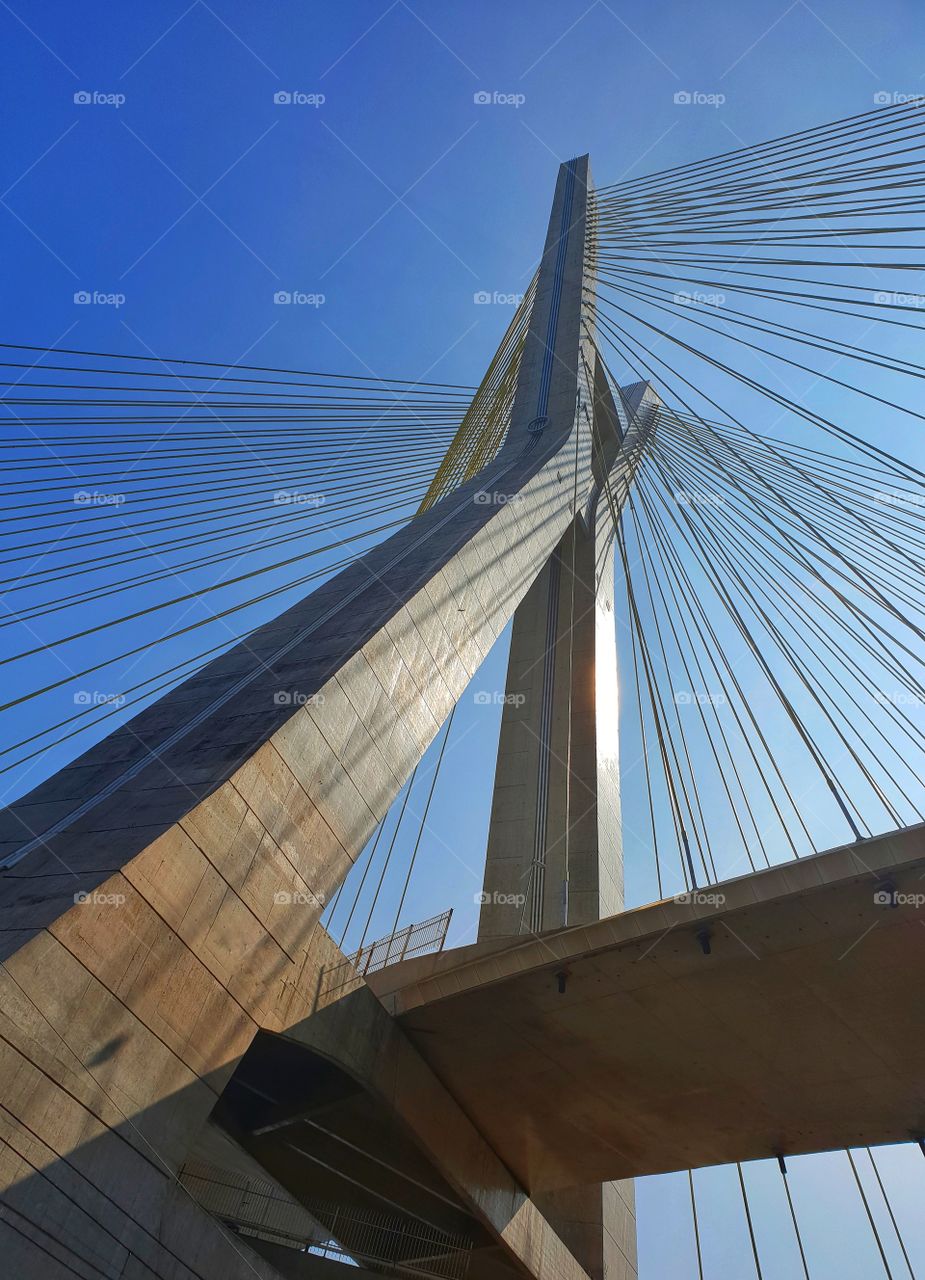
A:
2 99 925 1280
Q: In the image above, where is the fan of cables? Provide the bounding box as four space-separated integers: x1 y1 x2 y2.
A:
0 342 477 796
581 98 925 894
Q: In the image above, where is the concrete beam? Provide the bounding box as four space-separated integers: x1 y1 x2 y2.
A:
375 823 925 1189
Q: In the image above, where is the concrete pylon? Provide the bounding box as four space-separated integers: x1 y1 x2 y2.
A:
0 156 615 1280
478 377 659 1280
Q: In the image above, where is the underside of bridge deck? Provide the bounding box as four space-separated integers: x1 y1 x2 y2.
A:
367 823 925 1190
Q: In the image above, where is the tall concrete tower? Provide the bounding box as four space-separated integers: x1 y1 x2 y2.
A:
0 154 657 1280
461 153 657 1280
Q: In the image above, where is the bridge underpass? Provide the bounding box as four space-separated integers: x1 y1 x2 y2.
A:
371 824 925 1188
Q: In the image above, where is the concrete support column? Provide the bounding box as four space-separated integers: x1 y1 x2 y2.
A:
478 377 660 1280
479 377 659 940
478 504 622 936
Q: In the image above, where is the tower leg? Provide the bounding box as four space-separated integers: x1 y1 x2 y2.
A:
479 374 660 1280
478 506 638 1280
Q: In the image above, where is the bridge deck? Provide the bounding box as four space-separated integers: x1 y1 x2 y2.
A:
370 824 925 1190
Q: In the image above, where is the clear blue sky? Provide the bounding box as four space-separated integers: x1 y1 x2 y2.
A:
3 2 925 1276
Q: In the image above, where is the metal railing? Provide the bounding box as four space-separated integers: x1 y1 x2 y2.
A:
322 908 452 995
179 1161 327 1249
179 1161 471 1280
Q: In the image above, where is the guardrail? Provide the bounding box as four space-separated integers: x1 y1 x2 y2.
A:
179 1160 471 1280
322 908 452 996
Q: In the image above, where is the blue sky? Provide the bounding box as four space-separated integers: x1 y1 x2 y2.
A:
3 0 921 384
3 2 925 1277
